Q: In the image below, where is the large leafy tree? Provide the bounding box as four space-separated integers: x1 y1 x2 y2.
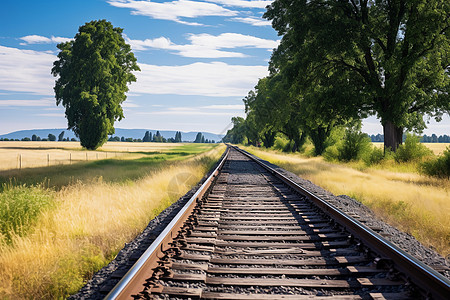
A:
265 0 449 151
52 20 140 150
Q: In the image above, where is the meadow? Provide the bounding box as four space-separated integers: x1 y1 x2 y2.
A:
243 145 450 257
0 142 225 299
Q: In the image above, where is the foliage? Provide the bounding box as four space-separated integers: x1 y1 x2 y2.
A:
395 134 433 162
58 131 65 141
265 0 450 151
0 184 54 244
223 117 247 144
153 131 165 142
421 147 450 178
194 132 204 143
142 131 152 142
48 134 56 141
337 125 372 162
362 147 385 166
52 19 140 150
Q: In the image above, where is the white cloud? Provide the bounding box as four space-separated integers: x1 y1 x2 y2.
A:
132 61 268 97
232 16 271 26
36 113 64 117
122 101 140 108
126 32 278 58
20 35 72 45
137 109 241 116
107 0 236 25
207 0 272 9
201 104 244 110
0 45 267 99
0 45 55 95
0 99 55 107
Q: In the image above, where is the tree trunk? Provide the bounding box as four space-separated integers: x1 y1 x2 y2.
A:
383 120 403 152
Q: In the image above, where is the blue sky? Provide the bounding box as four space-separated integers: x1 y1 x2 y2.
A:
0 0 448 136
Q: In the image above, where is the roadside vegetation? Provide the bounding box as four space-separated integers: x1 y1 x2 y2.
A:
0 142 225 299
242 138 449 257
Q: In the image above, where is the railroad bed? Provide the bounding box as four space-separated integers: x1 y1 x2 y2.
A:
103 147 449 299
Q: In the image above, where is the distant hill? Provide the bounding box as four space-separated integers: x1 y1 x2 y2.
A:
0 128 223 142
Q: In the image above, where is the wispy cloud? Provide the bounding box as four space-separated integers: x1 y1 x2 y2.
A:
132 61 268 97
20 35 72 45
0 45 55 95
0 99 55 107
126 32 278 58
207 0 272 9
232 16 271 26
201 104 245 110
107 0 237 26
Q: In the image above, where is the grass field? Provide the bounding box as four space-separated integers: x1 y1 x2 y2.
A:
0 142 225 299
0 141 188 171
372 142 449 155
243 146 450 257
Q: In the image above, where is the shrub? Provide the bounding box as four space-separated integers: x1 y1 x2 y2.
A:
421 147 450 179
337 126 372 162
323 145 339 161
362 146 385 166
273 135 292 152
394 134 432 162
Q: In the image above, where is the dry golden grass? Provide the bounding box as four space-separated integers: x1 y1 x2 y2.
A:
0 141 189 171
244 146 450 257
0 145 225 299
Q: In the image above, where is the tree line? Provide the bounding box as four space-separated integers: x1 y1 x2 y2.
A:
0 131 217 143
369 134 450 143
224 0 449 155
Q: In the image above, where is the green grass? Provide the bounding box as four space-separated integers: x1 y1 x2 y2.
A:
0 184 54 244
0 144 219 190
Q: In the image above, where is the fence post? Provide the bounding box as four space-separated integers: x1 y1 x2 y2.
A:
70 153 72 164
20 154 22 170
86 152 88 161
47 154 50 166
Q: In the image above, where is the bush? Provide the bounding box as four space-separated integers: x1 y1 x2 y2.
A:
337 126 372 162
362 146 385 166
394 134 432 162
421 147 450 179
273 135 291 152
323 145 339 161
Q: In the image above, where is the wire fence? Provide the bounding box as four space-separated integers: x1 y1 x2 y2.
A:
1 151 126 171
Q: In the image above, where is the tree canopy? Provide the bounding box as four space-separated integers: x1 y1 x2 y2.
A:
265 0 449 151
52 19 140 150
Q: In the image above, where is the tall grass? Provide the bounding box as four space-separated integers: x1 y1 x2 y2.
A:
0 184 54 244
0 145 225 299
244 146 450 257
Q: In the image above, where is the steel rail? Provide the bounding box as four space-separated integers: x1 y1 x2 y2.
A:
105 146 230 300
233 145 450 300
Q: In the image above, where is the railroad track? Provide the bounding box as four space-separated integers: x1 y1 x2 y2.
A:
106 146 450 299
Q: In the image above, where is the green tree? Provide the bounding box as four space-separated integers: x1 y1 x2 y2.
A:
48 134 56 141
174 131 182 143
32 134 37 141
265 0 449 152
143 131 151 142
58 131 65 141
153 131 163 142
194 132 203 143
52 19 140 150
223 117 247 144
